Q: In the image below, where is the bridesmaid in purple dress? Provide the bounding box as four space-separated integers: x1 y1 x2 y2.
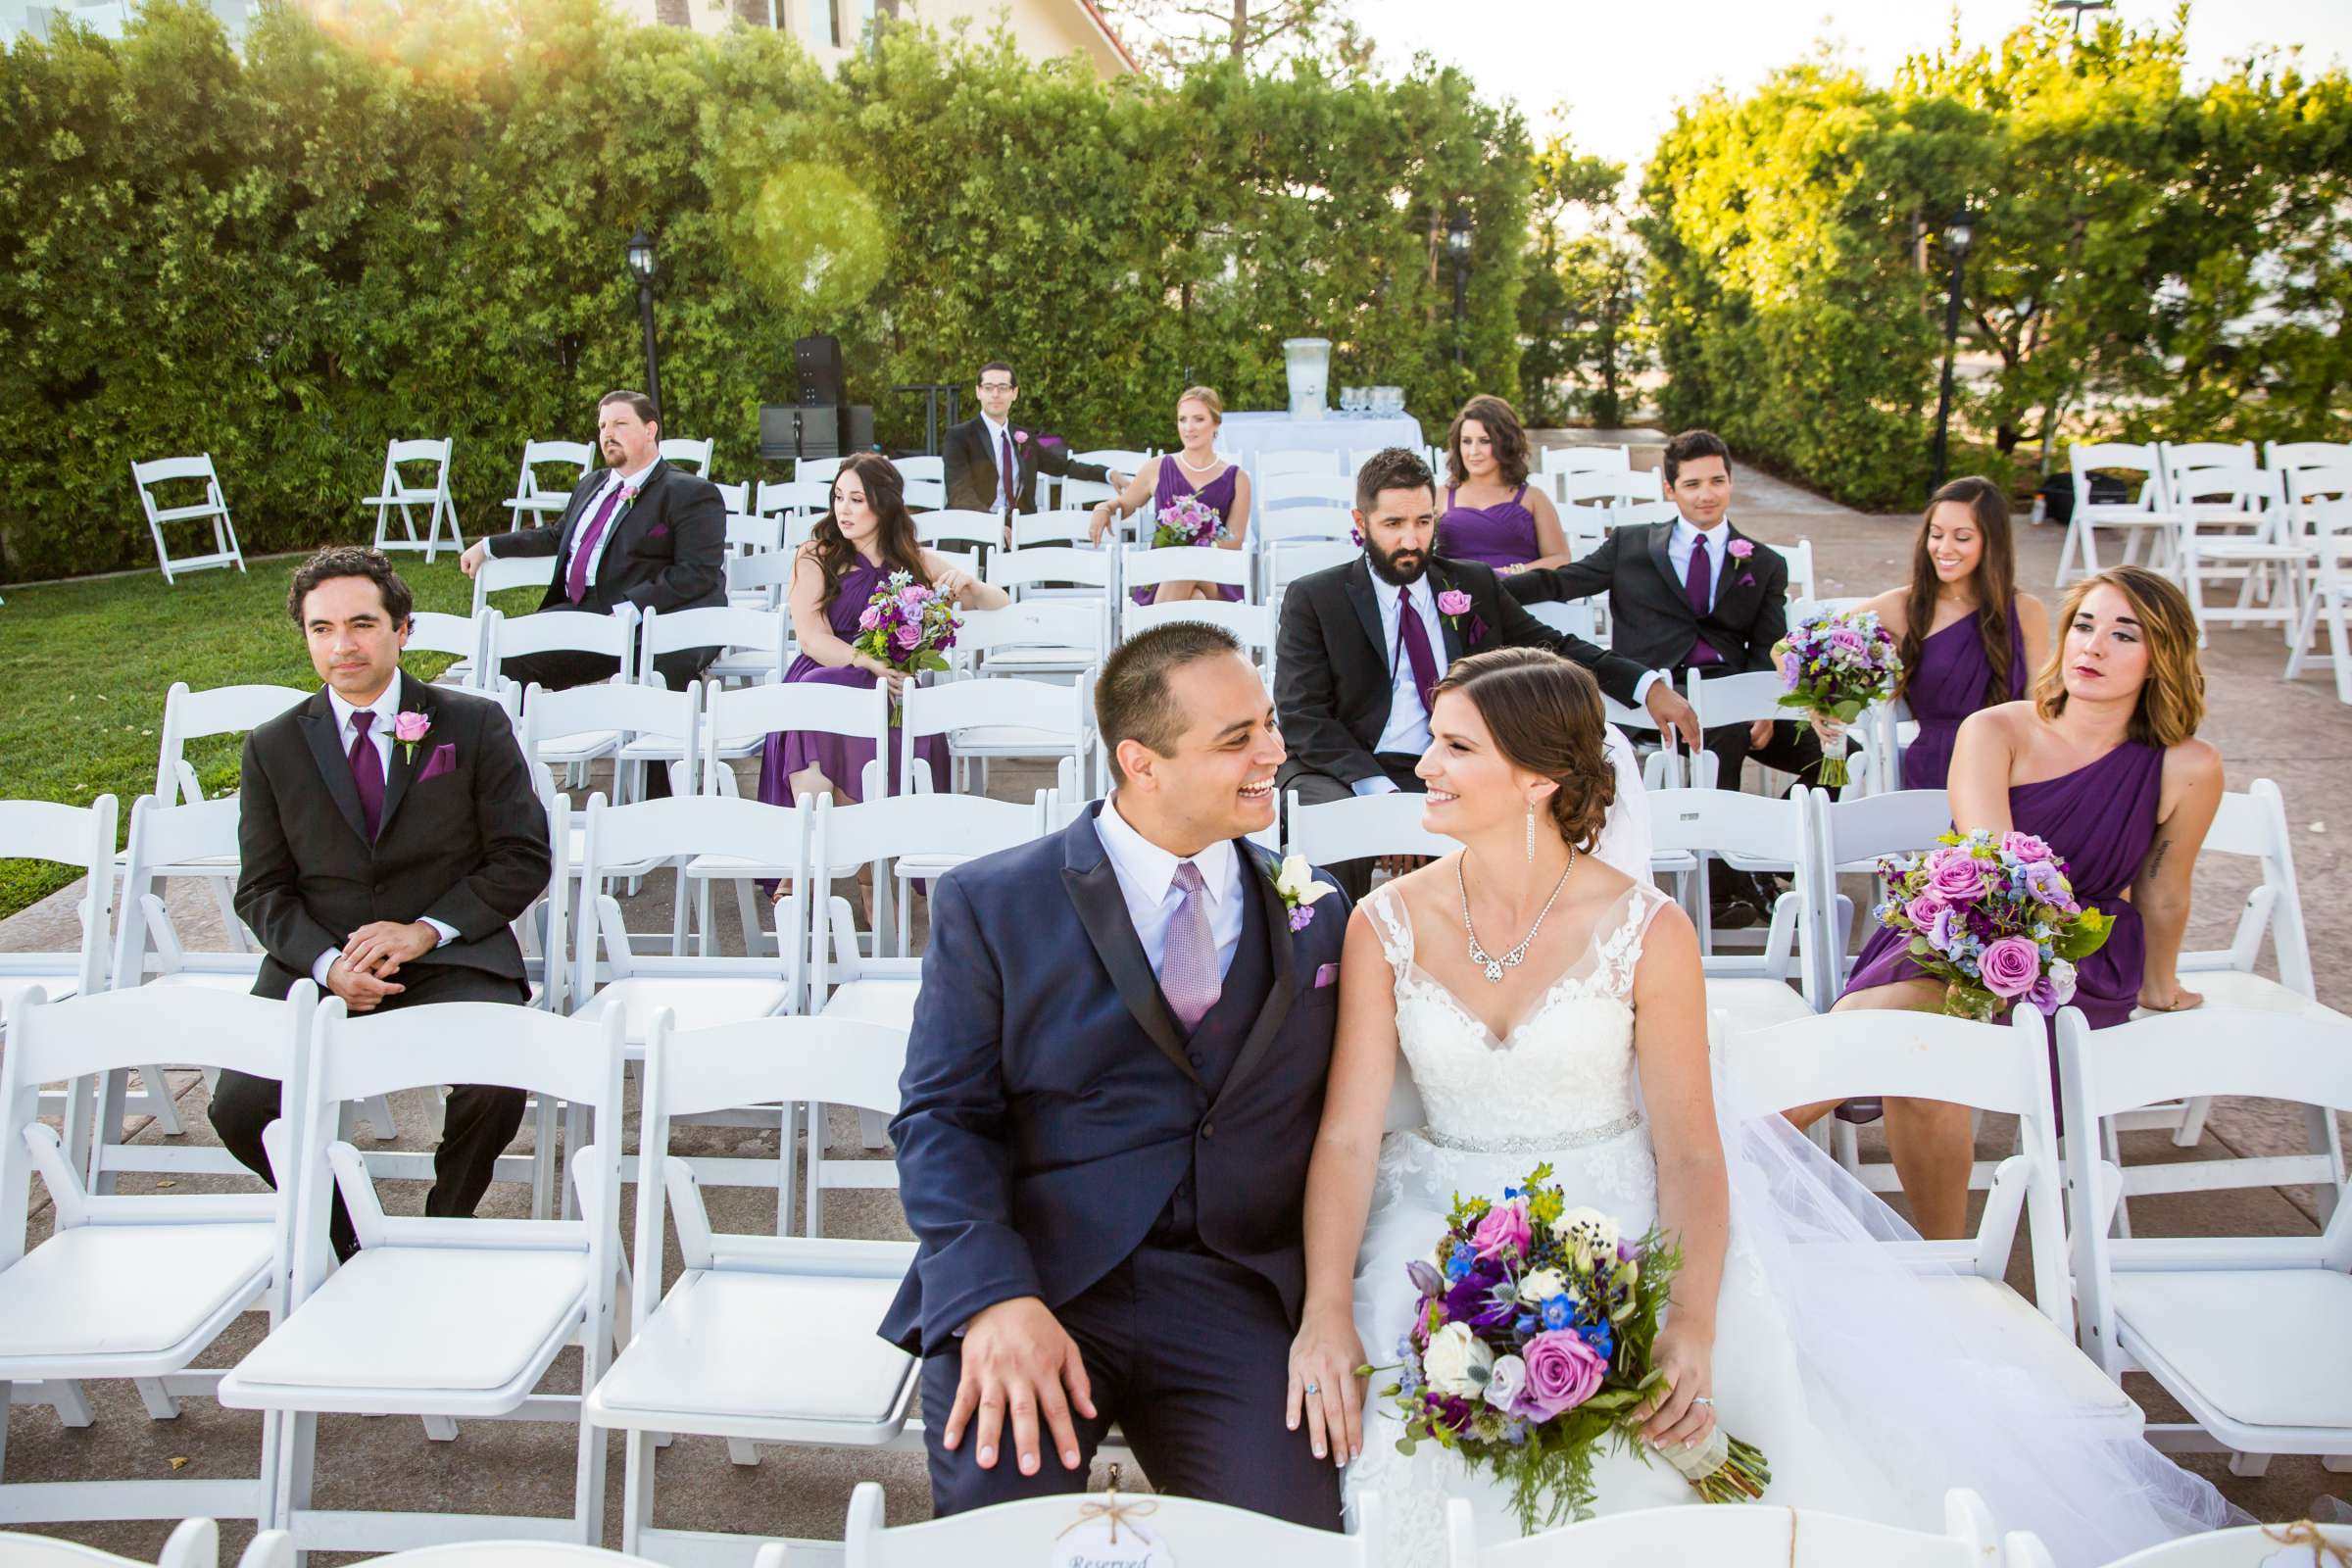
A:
1089 385 1252 606
1433 395 1570 574
758 453 1009 807
1844 476 2047 789
1790 566 2222 1240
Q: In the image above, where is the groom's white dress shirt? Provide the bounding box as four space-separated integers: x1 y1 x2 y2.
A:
1096 794 1245 984
310 681 456 986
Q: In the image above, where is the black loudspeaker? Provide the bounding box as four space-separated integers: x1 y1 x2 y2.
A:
758 404 875 462
794 335 848 408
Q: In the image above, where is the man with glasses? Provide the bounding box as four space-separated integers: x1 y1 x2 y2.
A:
944 362 1130 528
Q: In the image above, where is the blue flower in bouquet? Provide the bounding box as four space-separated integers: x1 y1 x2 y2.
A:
1577 1317 1614 1359
1540 1295 1575 1332
1446 1242 1477 1282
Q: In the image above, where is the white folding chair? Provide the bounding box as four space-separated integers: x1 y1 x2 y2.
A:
131 455 245 583
0 985 313 1530
466 552 559 617
1040 449 1152 513
2268 439 2352 502
1522 598 1599 643
905 673 1093 802
2059 1004 2352 1476
1008 509 1098 549
973 558 1112 679
847 1482 1380 1566
405 611 492 690
519 663 683 806
0 1519 220 1568
755 478 829 520
1125 600 1277 679
1539 443 1633 475
1685 668 1802 798
487 607 639 710
2059 442 2180 585
156 680 309 810
1609 498 1681 531
1255 473 1352 511
640 603 786 691
2171 466 2305 644
1553 468 1658 521
584 1012 918 1560
902 477 946 512
1253 449 1341 483
1649 784 1820 1020
1285 790 1451 869
1779 536 1817 604
657 437 713 475
1265 538 1359 616
0 797 126 1173
362 439 463 563
1810 787 1951 988
916 509 1002 565
726 550 799 613
723 513 782 558
714 480 750 515
1457 1488 2007 1568
503 441 593 532
2084 1521 2352 1568
219 1000 628 1552
894 453 943 483
2284 472 2352 705
1120 545 1254 628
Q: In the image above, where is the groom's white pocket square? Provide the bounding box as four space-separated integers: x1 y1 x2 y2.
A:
1315 962 1340 989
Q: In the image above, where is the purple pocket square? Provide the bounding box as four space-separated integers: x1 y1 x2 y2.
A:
646 522 669 539
1315 962 1341 989
417 743 457 783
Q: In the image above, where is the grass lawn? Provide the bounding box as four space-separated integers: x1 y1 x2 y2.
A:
0 554 545 920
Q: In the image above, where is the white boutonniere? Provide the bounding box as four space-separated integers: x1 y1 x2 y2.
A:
1271 854 1337 932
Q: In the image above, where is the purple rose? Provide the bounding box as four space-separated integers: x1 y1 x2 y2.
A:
1924 849 1986 906
1472 1200 1531 1261
893 623 923 651
1928 906 1959 954
1780 651 1802 691
2003 832 2055 864
1515 1330 1607 1422
1728 538 1755 560
1437 589 1474 617
1978 935 2041 1000
1902 895 1943 931
857 606 882 631
2024 975 2062 1015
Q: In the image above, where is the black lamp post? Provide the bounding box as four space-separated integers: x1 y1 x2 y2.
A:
2053 0 2114 34
1446 207 1472 367
626 227 662 418
1929 208 1976 493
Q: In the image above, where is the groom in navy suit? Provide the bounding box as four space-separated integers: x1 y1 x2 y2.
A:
883 620 1351 1527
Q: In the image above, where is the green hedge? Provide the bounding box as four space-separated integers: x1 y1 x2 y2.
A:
1639 16 2352 512
0 0 1530 581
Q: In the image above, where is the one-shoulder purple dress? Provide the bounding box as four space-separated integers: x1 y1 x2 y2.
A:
1900 604 2029 790
757 555 946 806
1130 459 1245 607
1436 483 1540 570
1841 741 2163 1029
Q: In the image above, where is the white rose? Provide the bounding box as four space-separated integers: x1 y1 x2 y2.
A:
1517 1268 1568 1303
1275 854 1337 906
1483 1353 1528 1410
1420 1320 1494 1398
1552 1206 1619 1264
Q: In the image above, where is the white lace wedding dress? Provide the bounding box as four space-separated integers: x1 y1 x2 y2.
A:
1342 878 2240 1567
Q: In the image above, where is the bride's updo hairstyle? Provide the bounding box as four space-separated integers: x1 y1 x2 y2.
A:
1429 648 1615 855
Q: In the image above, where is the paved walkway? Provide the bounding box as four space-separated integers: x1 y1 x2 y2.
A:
8 441 2350 1554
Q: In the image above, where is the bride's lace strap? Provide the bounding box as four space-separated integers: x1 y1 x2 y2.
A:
1592 882 1673 1003
1364 884 1416 983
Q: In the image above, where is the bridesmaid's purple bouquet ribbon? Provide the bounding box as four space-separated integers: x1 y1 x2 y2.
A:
851 570 960 719
1361 1164 1770 1532
1874 829 2115 1020
1771 608 1902 788
1151 492 1227 549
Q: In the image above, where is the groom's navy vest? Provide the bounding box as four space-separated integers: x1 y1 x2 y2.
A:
881 807 1352 1357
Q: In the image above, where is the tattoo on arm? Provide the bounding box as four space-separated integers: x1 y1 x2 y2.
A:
2146 836 2171 881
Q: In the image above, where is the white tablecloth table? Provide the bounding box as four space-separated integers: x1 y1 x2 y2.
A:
1217 412 1425 476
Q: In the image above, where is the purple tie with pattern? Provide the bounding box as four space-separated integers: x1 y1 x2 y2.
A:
347 710 384 841
1161 860 1221 1031
564 483 627 605
1000 430 1018 515
1397 586 1442 715
1685 536 1722 667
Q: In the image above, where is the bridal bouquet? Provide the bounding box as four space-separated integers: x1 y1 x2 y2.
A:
1771 609 1902 788
1874 829 2114 1021
851 570 960 720
1366 1164 1770 1531
1152 491 1227 549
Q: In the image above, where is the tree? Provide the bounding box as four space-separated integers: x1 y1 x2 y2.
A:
1518 132 1649 427
1095 0 1372 75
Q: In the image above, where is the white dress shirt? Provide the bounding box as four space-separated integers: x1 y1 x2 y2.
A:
1352 573 1446 797
310 681 455 986
486 462 650 580
1094 795 1246 983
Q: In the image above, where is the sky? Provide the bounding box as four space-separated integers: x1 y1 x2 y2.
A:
1345 0 2352 177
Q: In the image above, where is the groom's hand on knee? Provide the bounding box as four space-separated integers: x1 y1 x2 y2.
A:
944 1296 1097 1479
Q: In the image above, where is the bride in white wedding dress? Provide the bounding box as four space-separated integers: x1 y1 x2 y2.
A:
1284 648 2240 1566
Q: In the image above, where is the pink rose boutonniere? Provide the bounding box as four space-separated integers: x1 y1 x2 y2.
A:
1013 429 1029 445
393 710 431 762
1727 538 1754 561
1436 584 1488 644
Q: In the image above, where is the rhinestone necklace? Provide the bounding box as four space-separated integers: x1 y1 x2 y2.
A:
1458 850 1577 983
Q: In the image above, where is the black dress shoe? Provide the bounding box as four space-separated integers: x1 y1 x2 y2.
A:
1708 896 1762 931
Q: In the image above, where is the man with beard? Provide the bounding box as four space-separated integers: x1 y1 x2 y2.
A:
1273 446 1699 899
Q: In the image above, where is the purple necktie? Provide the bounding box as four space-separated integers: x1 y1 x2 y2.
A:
1000 430 1018 514
1397 586 1441 716
565 483 627 605
1162 860 1221 1031
347 710 384 841
1685 537 1722 667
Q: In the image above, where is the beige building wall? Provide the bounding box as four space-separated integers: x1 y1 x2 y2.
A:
613 0 1135 80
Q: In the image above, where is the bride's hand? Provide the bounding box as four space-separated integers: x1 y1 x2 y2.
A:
1286 1302 1365 1466
1635 1318 1716 1452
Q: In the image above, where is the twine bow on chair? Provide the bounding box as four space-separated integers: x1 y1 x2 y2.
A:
1055 1463 1159 1545
2262 1520 2352 1567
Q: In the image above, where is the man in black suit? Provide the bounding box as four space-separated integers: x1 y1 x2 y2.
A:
1273 447 1700 899
1509 428 1830 923
458 389 723 795
213 547 552 1257
943 361 1131 523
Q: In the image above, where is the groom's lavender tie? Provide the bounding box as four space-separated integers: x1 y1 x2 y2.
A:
1161 860 1220 1030
346 710 384 842
564 484 627 605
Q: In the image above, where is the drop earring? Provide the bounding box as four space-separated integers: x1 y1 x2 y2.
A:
1525 807 1536 862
